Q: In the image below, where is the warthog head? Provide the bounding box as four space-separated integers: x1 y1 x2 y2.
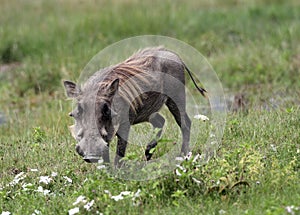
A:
63 79 120 163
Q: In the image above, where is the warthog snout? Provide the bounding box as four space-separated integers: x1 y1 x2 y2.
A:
75 137 110 163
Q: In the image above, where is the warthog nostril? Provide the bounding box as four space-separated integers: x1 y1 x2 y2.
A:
75 145 84 157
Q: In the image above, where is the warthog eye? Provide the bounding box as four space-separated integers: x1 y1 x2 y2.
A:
70 104 83 118
102 103 111 120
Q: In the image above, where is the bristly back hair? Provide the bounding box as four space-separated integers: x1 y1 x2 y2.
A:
98 47 165 111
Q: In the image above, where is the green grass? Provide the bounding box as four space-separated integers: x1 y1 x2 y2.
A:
0 0 300 214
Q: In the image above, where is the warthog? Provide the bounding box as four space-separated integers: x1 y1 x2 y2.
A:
64 47 206 165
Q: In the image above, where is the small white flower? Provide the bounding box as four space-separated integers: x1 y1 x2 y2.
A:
68 207 79 215
285 205 300 215
73 195 87 205
270 144 277 152
210 133 216 138
210 141 217 145
30 169 39 172
111 191 132 201
134 189 141 198
63 176 72 183
111 194 124 201
192 154 200 163
36 186 50 195
176 165 186 172
120 191 131 196
51 172 58 177
184 151 192 160
192 177 202 184
39 176 52 185
219 209 226 214
175 156 184 161
15 172 25 179
194 114 209 121
97 165 106 170
175 169 182 176
22 183 33 191
32 209 41 215
1 211 11 215
9 172 26 186
97 158 104 164
84 200 94 211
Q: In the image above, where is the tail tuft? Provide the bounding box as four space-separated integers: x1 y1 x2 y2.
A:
184 64 208 99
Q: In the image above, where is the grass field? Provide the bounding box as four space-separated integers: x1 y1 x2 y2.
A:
0 0 300 214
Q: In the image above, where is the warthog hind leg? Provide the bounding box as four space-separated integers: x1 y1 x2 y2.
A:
166 97 191 156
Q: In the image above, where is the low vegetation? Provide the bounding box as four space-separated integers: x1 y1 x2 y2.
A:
0 0 299 214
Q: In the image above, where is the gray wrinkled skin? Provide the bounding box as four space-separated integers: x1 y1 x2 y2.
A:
63 47 206 166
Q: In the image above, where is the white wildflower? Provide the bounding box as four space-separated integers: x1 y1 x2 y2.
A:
97 158 104 164
15 172 25 179
270 144 277 152
97 165 106 170
63 176 72 184
175 169 182 176
73 195 87 205
1 211 11 215
285 205 300 215
9 172 26 186
111 194 124 201
68 207 79 215
184 151 192 160
30 168 38 172
32 209 41 215
134 189 141 198
209 133 216 138
22 183 33 191
111 191 132 201
51 172 58 177
39 176 52 184
132 189 141 206
176 164 186 172
120 191 131 196
175 156 184 161
36 186 50 195
192 154 200 163
219 209 226 214
194 114 209 121
84 200 94 211
192 177 202 184
210 141 217 145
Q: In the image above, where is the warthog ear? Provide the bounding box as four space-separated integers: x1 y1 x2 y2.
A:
106 79 119 97
63 80 81 98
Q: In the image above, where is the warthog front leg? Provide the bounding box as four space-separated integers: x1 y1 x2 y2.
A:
115 124 130 167
145 112 165 160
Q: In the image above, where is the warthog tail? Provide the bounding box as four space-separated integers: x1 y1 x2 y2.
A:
184 64 207 98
